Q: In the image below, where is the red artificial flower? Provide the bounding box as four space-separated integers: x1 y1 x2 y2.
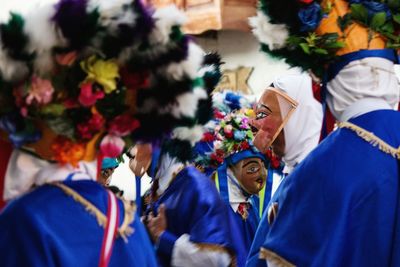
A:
298 0 313 4
225 131 233 138
214 109 225 119
240 141 250 150
120 67 150 90
202 132 215 142
109 113 140 137
233 144 239 151
271 158 281 169
88 113 105 131
78 83 105 107
311 80 322 103
77 113 105 140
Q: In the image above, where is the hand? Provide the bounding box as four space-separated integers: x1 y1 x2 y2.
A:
146 204 167 243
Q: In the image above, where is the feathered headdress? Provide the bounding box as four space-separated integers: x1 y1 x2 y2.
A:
250 0 399 78
0 0 211 167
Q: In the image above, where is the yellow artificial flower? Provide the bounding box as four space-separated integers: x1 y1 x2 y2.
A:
81 56 120 94
244 108 255 119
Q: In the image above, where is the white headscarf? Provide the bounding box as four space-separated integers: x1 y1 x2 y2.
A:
326 57 400 121
273 74 323 173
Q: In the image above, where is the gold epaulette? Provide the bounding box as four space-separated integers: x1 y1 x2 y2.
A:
337 121 400 159
51 182 136 242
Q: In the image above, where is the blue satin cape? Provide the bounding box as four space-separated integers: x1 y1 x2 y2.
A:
247 110 400 267
0 180 157 267
146 166 239 267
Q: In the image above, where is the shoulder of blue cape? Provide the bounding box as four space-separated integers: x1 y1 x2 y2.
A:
157 166 238 252
258 109 400 265
0 180 158 267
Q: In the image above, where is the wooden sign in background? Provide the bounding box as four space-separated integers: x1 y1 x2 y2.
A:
214 66 253 94
144 0 257 34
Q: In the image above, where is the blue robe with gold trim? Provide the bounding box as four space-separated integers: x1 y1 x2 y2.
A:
247 110 400 266
0 180 157 267
146 166 241 267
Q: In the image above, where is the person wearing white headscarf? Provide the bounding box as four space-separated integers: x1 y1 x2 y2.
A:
272 74 323 174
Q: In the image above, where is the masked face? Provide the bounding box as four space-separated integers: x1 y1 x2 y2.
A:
127 143 152 177
232 157 267 195
250 88 298 155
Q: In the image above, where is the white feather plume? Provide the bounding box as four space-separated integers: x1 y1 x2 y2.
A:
150 5 187 45
249 11 289 51
24 3 64 76
0 47 29 82
172 125 204 145
160 42 204 80
161 86 207 118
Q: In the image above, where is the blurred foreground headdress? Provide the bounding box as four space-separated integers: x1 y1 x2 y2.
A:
0 0 211 167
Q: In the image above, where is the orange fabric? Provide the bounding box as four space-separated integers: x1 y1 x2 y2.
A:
316 0 386 56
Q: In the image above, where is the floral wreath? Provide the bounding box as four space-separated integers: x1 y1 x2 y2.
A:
194 92 282 172
251 0 399 78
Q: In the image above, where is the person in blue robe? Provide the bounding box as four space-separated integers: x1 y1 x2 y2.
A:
247 48 400 265
246 74 322 267
0 179 157 267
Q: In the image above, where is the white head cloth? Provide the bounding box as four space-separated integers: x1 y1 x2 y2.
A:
3 150 97 201
326 57 400 122
273 74 323 173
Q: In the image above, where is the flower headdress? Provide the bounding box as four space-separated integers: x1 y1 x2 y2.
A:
250 0 399 78
0 0 210 167
194 91 282 174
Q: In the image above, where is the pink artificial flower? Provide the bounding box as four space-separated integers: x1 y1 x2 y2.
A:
26 76 54 105
78 83 105 107
240 118 249 129
100 134 125 158
55 51 77 66
299 0 313 3
109 113 140 136
20 107 28 117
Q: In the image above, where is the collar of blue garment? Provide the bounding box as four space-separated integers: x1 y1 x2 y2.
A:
340 98 393 122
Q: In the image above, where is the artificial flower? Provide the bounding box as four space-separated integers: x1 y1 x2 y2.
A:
298 2 323 32
202 132 215 142
240 141 250 150
362 1 391 20
299 0 313 3
55 51 77 66
120 67 150 90
81 56 120 94
214 109 226 119
100 134 125 158
51 137 86 167
76 113 105 140
78 83 105 107
234 130 246 141
25 76 54 105
108 113 140 136
224 125 233 134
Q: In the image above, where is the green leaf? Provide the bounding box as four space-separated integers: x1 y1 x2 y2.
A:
388 0 400 10
337 14 352 32
371 12 387 29
40 104 65 116
314 48 329 55
380 21 394 34
324 41 346 49
299 43 311 54
350 4 368 23
393 14 400 25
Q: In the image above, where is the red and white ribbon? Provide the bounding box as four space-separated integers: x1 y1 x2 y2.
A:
99 190 120 267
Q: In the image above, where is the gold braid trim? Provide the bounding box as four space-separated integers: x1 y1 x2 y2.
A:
52 182 107 227
195 243 237 267
51 183 135 240
338 121 400 159
259 248 296 267
118 199 136 243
